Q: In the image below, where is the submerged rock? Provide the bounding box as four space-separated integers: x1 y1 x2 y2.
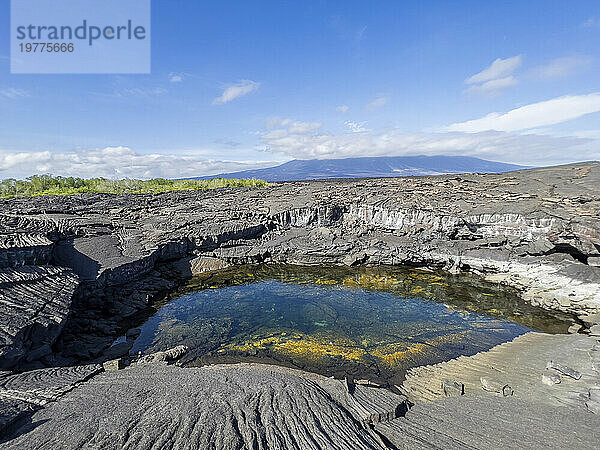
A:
136 345 189 364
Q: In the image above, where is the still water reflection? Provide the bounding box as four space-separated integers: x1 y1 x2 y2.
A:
131 265 573 385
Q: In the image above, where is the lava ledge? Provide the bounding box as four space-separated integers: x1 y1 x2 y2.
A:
1 163 599 369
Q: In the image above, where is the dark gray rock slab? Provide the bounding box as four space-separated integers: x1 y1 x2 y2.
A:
0 364 101 436
0 266 78 370
0 233 54 269
0 397 37 435
2 363 385 449
0 364 102 405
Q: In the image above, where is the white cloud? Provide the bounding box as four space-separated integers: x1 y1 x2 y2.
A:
260 122 595 166
169 73 183 83
582 17 600 28
366 95 389 110
0 147 270 179
212 80 260 105
465 55 522 84
336 105 350 113
0 88 29 99
446 93 600 133
530 56 592 79
344 121 369 133
465 76 518 96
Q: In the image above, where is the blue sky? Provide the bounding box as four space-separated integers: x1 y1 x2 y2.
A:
1 0 600 178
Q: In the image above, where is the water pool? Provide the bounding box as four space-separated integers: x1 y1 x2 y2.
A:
130 265 573 385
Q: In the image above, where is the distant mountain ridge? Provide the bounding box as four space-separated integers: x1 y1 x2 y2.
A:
196 155 524 182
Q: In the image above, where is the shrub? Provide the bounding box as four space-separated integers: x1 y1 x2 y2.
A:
0 175 269 198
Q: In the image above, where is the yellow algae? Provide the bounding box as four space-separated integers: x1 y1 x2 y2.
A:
408 273 442 282
277 338 366 361
226 335 285 352
372 342 428 366
226 332 367 362
315 278 338 285
342 274 399 290
372 332 471 366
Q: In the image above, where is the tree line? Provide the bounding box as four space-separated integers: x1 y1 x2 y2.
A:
0 174 268 198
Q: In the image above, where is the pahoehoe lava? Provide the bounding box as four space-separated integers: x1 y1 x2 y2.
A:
1 163 600 448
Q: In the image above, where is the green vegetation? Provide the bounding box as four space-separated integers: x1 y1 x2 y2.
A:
0 174 269 198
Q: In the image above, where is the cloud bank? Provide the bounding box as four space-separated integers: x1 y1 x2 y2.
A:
260 118 596 166
3 92 599 179
0 147 267 180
